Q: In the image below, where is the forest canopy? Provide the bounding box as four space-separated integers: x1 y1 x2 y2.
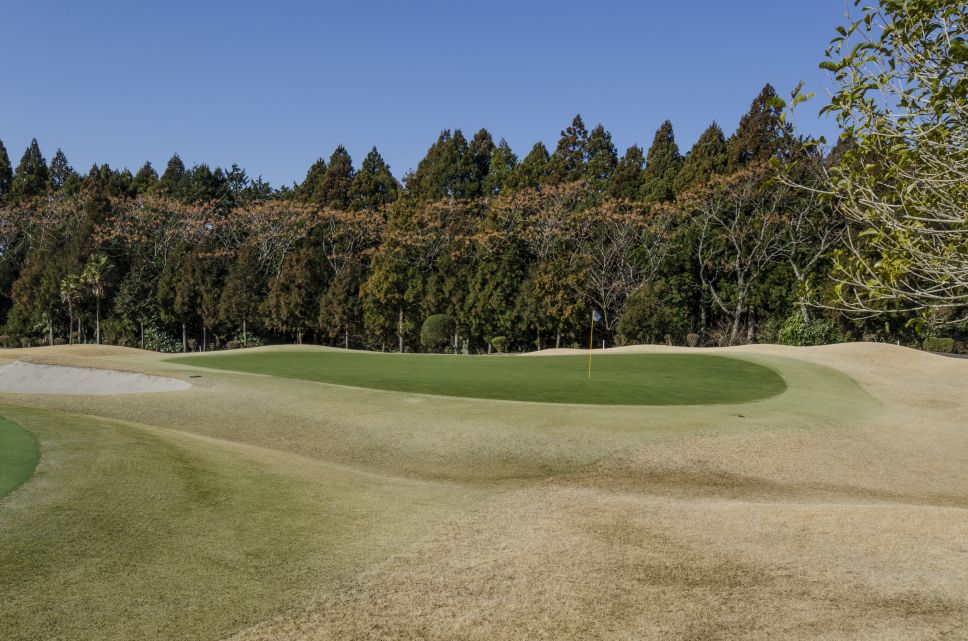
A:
1 0 964 354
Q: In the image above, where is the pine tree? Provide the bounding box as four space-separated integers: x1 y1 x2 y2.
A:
0 140 12 201
315 146 355 208
673 122 728 194
511 142 550 191
348 147 398 210
156 154 189 200
641 120 683 204
727 83 790 170
585 124 618 191
607 145 646 200
482 139 518 196
10 139 50 200
48 149 76 192
131 162 159 195
548 114 589 184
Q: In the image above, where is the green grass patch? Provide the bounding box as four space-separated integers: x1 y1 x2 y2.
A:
0 417 39 499
171 351 786 405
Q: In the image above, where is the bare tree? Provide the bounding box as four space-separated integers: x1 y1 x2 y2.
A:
692 165 788 345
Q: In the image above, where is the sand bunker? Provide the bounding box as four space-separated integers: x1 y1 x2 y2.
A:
0 361 191 395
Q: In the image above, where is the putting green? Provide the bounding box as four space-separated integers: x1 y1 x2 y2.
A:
171 351 786 405
0 417 39 499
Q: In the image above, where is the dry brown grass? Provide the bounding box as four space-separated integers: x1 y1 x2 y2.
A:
2 342 966 640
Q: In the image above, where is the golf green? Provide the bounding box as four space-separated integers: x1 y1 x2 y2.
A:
172 351 786 405
0 417 39 499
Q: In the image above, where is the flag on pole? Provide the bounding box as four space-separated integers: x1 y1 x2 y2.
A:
588 309 600 380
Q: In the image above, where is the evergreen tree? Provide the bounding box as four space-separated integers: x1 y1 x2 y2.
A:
465 128 496 198
131 162 159 195
263 245 325 343
48 149 76 192
348 147 398 210
156 154 189 200
548 114 589 184
584 124 618 190
673 122 728 194
187 164 228 203
511 142 550 191
482 139 518 196
407 129 471 200
219 243 264 346
10 139 50 200
315 146 355 208
0 140 12 201
641 120 683 204
607 145 646 200
298 157 327 202
727 83 790 170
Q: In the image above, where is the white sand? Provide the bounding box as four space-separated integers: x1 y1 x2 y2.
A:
0 361 191 395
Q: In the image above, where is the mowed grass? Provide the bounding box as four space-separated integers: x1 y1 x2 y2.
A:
0 405 483 641
171 351 787 405
0 417 39 498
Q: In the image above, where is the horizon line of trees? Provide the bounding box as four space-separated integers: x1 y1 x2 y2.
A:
0 77 961 353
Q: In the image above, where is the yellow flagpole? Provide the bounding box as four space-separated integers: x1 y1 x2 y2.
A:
587 310 594 380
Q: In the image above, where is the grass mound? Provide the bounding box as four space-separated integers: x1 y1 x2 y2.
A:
171 351 786 405
0 417 39 499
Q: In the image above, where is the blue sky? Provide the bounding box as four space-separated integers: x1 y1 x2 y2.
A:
1 1 845 187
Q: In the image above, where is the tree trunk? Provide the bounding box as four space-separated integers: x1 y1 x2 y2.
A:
68 308 74 345
48 314 53 346
203 326 208 352
397 307 404 353
799 298 811 323
556 330 561 349
242 317 247 347
140 322 144 350
95 297 101 345
182 323 187 353
345 329 350 350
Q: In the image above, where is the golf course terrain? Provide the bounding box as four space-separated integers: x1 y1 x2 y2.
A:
1 343 966 640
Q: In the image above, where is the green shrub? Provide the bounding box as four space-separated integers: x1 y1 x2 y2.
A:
490 336 509 353
226 340 241 350
420 314 456 352
923 336 954 353
777 312 846 346
686 333 700 348
232 332 264 348
142 326 181 353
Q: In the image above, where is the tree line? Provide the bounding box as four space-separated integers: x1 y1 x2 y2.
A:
1 32 964 354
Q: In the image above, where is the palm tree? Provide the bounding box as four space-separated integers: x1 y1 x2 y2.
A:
59 275 82 344
81 255 110 344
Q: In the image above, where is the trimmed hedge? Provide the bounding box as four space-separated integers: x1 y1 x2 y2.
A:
420 314 456 352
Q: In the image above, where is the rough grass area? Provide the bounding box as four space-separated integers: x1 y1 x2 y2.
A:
0 417 39 498
170 351 787 405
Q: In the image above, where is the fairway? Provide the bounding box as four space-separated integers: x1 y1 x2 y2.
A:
171 351 787 405
0 417 39 499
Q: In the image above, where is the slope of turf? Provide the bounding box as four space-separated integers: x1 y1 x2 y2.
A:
0 417 39 499
171 351 786 405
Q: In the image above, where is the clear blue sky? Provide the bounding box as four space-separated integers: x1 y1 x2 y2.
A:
1 1 845 187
